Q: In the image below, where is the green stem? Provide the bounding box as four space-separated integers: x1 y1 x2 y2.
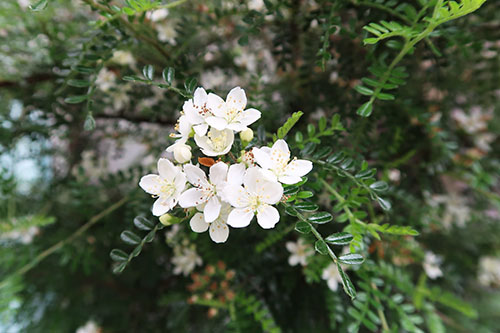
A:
320 178 367 227
371 283 390 332
0 196 129 289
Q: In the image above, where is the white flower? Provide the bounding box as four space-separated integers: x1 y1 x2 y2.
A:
170 115 192 140
478 256 500 287
253 139 313 184
148 8 169 22
205 87 261 132
76 320 101 333
451 107 489 134
190 202 232 243
224 167 283 229
183 87 213 136
139 158 186 216
167 141 192 164
111 50 135 66
286 238 313 266
248 0 265 11
1 226 39 244
95 68 116 92
430 193 470 229
171 245 202 276
156 20 178 44
195 128 234 156
475 133 495 152
322 263 342 291
423 251 443 279
179 162 229 222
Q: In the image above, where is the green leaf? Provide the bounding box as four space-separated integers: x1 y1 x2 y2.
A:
296 191 313 199
131 244 143 257
120 230 141 245
83 114 96 131
325 232 354 245
144 230 156 243
376 197 392 211
277 111 303 139
283 186 299 196
337 263 356 299
110 249 128 262
122 7 135 16
30 0 48 11
370 181 388 192
163 67 175 84
142 65 154 80
133 216 154 230
338 253 364 265
294 202 318 212
67 79 91 88
308 212 333 224
123 75 143 82
64 95 88 104
295 221 311 234
285 206 298 217
354 85 374 96
184 77 197 94
73 65 95 74
112 262 128 274
314 240 329 255
326 151 344 164
357 101 373 117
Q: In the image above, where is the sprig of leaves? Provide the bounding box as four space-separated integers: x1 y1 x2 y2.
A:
110 216 165 274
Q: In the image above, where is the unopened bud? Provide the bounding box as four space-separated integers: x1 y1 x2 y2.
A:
239 128 254 142
173 143 192 163
159 214 181 226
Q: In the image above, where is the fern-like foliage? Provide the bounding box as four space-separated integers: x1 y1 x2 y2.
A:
356 0 487 117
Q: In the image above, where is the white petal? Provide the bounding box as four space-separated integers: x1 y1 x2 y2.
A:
227 163 245 185
260 169 278 183
174 173 187 193
223 185 250 208
288 255 300 266
190 212 209 233
252 147 272 169
139 174 161 195
226 86 247 111
286 241 297 253
179 188 206 208
278 175 302 185
239 108 261 127
209 220 229 243
209 162 229 187
227 208 254 228
152 197 171 216
207 93 226 117
183 100 204 124
184 164 209 187
204 196 221 223
243 167 262 194
226 122 247 132
255 179 283 204
256 204 280 229
193 87 208 105
205 116 228 130
327 279 339 291
193 123 208 137
157 158 177 181
272 139 290 155
285 159 313 178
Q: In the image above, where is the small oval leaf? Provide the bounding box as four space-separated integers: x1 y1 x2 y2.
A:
308 212 333 224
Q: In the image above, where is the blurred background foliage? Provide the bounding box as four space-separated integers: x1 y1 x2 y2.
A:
0 0 499 332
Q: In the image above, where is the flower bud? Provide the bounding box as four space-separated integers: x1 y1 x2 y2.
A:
239 128 254 142
159 214 181 226
173 143 192 163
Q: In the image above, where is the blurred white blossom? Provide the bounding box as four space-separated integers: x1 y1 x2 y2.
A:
423 251 443 279
478 256 500 287
286 238 313 266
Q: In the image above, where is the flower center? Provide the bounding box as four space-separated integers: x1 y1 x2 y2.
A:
159 178 176 197
207 131 228 152
271 149 289 176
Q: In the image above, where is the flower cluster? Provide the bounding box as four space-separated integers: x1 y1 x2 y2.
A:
139 86 313 243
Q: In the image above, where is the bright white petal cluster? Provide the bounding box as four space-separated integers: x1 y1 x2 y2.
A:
139 85 313 244
253 139 313 184
139 158 186 216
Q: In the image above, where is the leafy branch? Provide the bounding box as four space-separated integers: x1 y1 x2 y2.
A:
356 0 487 117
